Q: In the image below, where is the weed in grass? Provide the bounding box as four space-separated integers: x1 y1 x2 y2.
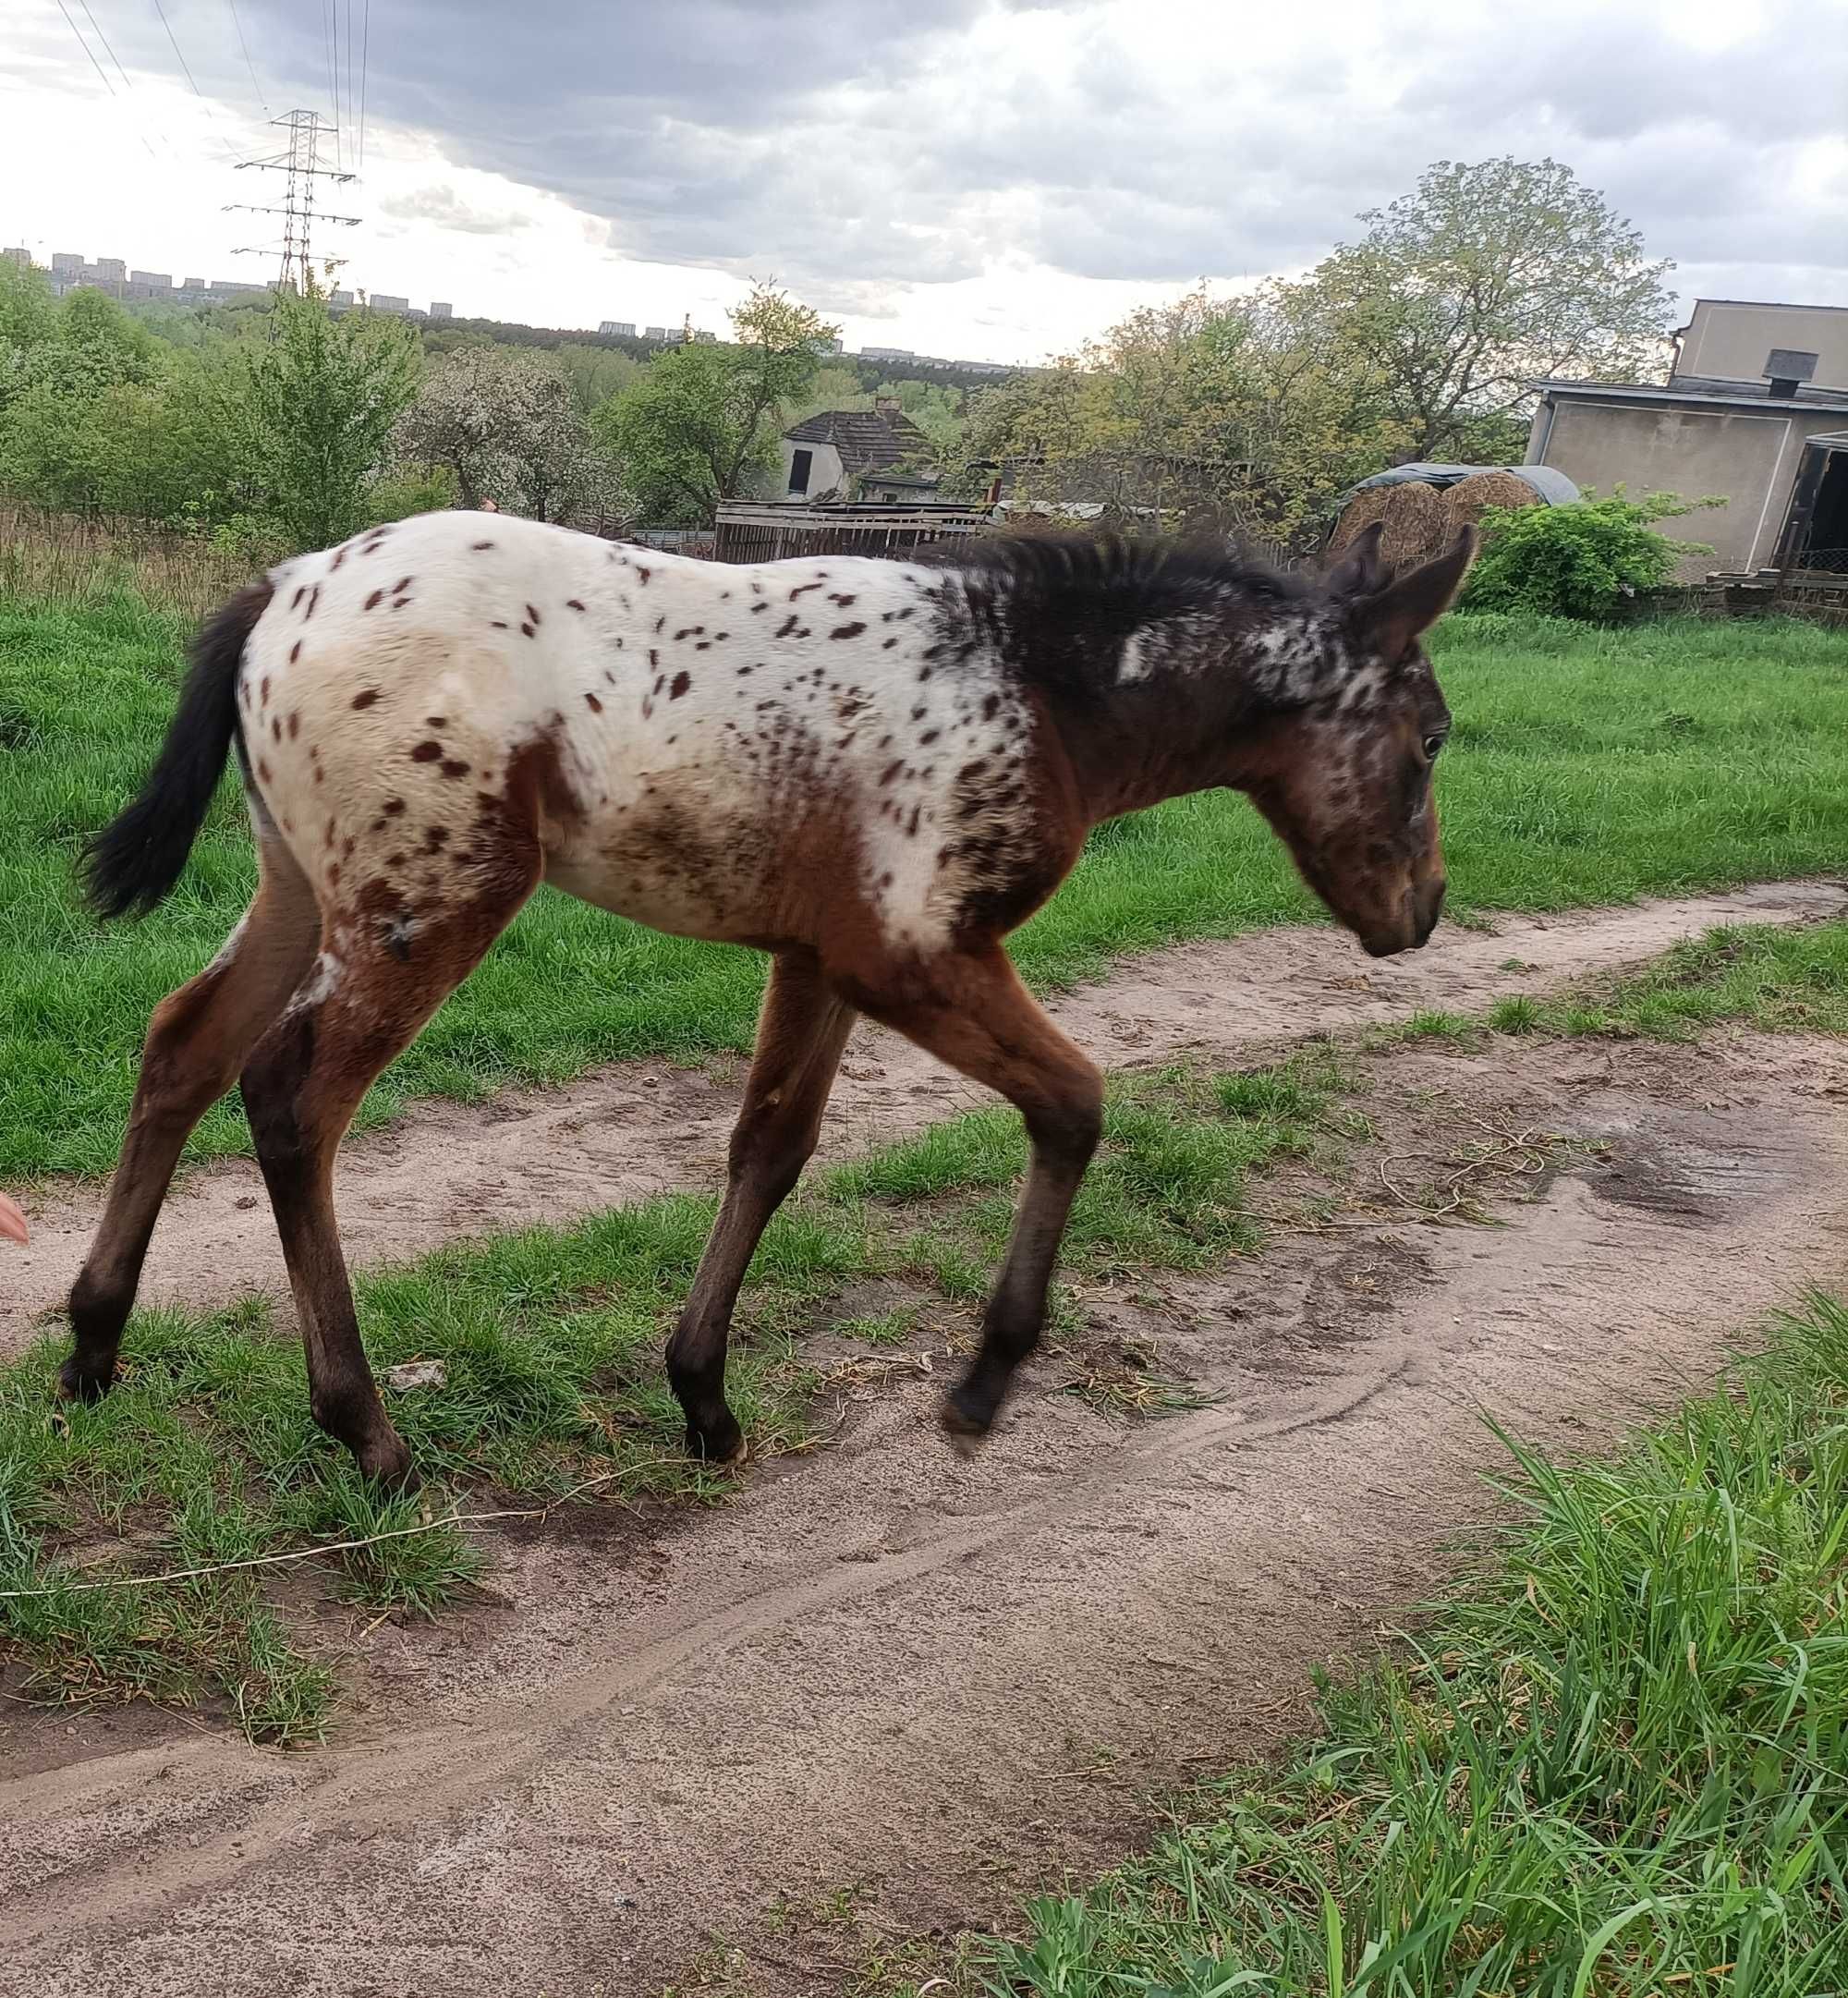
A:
6 603 1848 1176
1401 1007 1478 1042
974 1290 1848 1997
1488 993 1540 1033
835 1305 923 1348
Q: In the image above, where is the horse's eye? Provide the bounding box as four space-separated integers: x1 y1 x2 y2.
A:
1422 734 1446 761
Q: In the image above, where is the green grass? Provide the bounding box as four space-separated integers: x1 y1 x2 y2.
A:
0 1056 1339 1741
1385 921 1848 1055
4 596 1847 1176
962 1291 1848 1998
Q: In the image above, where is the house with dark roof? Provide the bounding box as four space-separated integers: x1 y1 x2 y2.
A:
1525 298 1848 578
779 397 940 503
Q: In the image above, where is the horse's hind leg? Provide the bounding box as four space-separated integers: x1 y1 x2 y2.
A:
65 830 321 1398
841 944 1103 1447
667 949 857 1461
239 873 539 1485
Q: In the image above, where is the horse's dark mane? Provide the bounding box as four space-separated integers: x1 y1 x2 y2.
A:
917 531 1316 624
906 532 1320 709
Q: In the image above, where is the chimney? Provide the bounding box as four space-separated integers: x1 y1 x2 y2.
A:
875 395 901 417
1764 347 1818 400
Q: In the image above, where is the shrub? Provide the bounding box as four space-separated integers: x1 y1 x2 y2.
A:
1461 490 1716 620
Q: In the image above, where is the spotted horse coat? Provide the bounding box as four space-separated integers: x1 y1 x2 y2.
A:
68 509 1474 1485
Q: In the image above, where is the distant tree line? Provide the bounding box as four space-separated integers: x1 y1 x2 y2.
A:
0 157 1672 560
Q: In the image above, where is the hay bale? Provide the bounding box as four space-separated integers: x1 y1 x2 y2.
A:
1377 480 1446 569
1442 469 1540 539
1327 486 1395 554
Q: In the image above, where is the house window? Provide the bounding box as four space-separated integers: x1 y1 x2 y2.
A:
788 448 813 495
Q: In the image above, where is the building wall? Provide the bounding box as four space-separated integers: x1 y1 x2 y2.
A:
1679 301 1848 391
779 439 845 497
1528 396 1848 577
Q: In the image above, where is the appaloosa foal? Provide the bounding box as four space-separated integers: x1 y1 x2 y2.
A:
70 512 1472 1485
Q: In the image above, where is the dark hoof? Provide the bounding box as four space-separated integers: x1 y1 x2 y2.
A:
940 1387 992 1457
685 1411 748 1468
57 1355 116 1403
354 1433 419 1492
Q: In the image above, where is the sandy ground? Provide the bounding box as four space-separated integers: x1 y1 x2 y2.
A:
6 878 1842 1347
4 887 1848 1995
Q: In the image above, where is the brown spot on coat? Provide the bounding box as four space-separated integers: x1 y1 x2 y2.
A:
410 741 443 762
585 691 603 713
287 712 300 740
520 622 535 639
565 598 586 611
472 540 495 551
289 640 302 664
365 589 385 612
831 621 867 640
669 671 691 700
351 688 380 710
440 758 471 779
526 603 542 626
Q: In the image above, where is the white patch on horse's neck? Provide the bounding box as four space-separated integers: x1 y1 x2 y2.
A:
1117 628 1153 683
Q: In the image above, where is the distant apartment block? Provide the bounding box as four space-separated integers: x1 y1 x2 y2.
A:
643 325 668 341
19 244 457 319
600 320 637 337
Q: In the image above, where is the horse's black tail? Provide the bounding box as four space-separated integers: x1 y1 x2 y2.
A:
84 578 274 920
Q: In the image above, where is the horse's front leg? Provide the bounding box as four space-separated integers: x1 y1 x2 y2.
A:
843 944 1103 1447
667 950 857 1462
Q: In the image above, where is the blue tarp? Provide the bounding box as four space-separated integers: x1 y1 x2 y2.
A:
1336 462 1580 507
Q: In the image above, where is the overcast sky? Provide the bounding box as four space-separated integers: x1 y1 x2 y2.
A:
6 0 1844 362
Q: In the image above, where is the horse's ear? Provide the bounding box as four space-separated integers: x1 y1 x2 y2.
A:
1353 528 1477 659
1324 519 1389 598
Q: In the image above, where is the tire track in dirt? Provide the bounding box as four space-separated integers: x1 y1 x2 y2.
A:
6 1024 1848 1995
5 880 1842 1347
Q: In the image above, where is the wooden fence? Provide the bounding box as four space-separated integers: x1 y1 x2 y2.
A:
712 502 990 565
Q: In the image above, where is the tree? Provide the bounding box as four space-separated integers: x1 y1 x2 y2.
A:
596 284 840 524
1286 158 1676 460
235 282 421 550
0 259 57 408
553 341 639 417
953 286 1403 542
395 344 621 523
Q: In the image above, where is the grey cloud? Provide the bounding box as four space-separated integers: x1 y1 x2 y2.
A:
377 186 534 235
108 0 1847 303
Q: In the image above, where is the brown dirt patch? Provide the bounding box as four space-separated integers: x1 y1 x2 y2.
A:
6 1018 1848 1995
6 881 1841 1351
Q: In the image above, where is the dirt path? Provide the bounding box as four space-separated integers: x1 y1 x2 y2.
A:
6 1019 1848 1996
6 879 1841 1349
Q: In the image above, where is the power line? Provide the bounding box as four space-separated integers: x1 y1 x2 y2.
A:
152 0 241 162
322 0 342 171
359 0 371 170
75 0 132 96
51 0 116 97
344 0 354 165
226 0 270 115
49 0 159 159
